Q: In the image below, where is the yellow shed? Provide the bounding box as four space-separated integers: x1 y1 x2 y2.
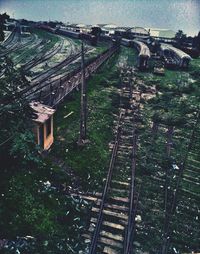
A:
30 102 55 150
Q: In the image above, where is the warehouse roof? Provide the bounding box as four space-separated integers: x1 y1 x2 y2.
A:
103 24 118 29
149 28 176 39
129 27 149 35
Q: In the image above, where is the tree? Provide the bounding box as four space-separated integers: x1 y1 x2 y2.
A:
0 57 39 169
175 30 187 45
0 13 9 42
151 40 161 53
193 31 200 50
0 57 88 254
91 26 102 38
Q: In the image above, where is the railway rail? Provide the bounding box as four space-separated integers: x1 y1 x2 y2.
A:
22 37 65 71
13 36 45 66
1 28 18 48
0 45 118 110
21 45 119 106
30 46 90 85
5 34 36 56
0 27 21 56
160 110 200 254
82 66 140 254
128 79 200 253
80 72 199 253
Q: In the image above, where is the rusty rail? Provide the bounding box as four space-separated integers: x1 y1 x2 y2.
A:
36 46 119 106
88 66 138 254
89 112 124 254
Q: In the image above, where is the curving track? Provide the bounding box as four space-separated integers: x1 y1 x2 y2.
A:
21 46 119 106
0 27 21 56
30 38 82 81
22 37 65 71
13 35 45 65
1 28 18 48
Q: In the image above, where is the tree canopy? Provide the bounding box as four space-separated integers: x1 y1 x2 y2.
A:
0 13 9 42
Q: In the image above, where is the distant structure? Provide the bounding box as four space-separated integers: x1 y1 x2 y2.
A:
149 28 176 42
101 25 150 39
20 25 30 35
30 102 55 150
3 21 16 31
127 27 150 39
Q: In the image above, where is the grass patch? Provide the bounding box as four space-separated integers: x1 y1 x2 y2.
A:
50 51 124 191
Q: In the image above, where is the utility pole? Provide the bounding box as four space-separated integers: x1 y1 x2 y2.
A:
78 41 87 145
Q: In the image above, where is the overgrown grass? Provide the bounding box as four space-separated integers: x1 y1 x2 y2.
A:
50 47 137 189
50 51 124 191
132 54 200 252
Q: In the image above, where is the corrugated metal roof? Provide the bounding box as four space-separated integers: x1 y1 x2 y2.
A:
30 102 55 124
129 27 149 35
103 24 118 29
149 28 176 38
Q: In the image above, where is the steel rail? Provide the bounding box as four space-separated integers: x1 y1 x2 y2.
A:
124 131 137 254
89 111 124 254
22 38 64 71
33 46 119 106
124 74 140 254
160 110 200 254
30 48 89 85
89 66 137 254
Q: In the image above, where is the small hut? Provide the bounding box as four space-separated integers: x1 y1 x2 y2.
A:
30 102 55 150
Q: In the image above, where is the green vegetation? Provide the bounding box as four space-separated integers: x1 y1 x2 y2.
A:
0 46 125 253
0 60 88 253
0 35 199 254
51 51 123 191
0 13 9 42
126 49 200 253
10 28 61 65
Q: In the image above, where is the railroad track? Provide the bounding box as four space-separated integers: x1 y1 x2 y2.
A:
0 34 37 78
21 34 78 71
2 34 37 58
13 35 43 65
124 77 199 253
0 45 118 108
80 66 140 254
1 28 17 48
30 46 89 85
0 28 21 56
20 45 119 106
160 111 200 254
22 37 65 71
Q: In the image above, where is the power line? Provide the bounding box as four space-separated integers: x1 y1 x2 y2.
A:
78 41 87 144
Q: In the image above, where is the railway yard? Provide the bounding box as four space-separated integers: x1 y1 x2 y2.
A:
0 23 200 254
50 45 200 253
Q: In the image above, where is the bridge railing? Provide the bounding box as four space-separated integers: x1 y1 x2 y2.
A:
28 45 119 107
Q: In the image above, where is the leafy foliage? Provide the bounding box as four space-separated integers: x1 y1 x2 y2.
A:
0 13 9 42
0 56 89 253
0 57 37 166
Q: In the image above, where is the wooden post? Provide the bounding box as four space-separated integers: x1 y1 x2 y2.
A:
78 41 87 144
